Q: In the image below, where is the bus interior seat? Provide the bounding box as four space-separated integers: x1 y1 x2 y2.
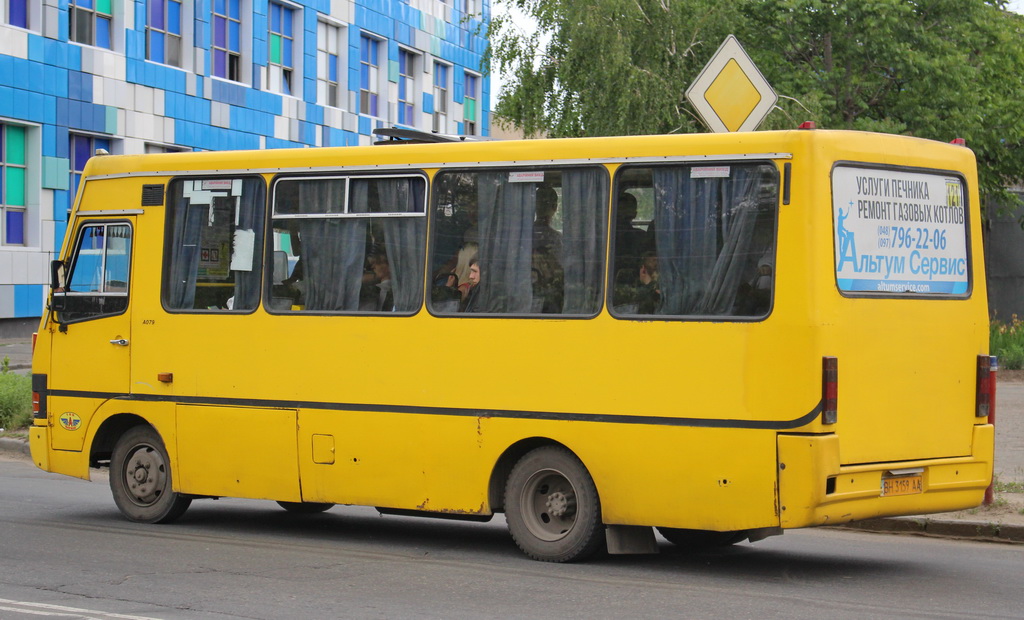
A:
272 250 289 284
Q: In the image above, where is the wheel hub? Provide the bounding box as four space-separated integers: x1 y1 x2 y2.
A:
125 446 164 505
546 491 573 517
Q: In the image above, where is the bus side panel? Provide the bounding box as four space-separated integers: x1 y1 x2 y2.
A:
297 410 781 532
567 425 781 531
176 405 302 501
296 409 492 512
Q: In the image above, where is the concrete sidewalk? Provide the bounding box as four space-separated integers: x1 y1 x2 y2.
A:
3 335 1022 545
0 337 32 372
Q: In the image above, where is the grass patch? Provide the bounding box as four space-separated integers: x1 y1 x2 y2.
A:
994 478 1024 494
0 356 32 432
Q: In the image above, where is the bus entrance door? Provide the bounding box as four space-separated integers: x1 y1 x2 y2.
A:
48 218 135 452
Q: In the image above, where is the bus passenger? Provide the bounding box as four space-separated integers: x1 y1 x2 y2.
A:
460 258 481 312
454 242 479 300
636 251 661 314
371 251 394 312
615 193 646 274
533 185 562 258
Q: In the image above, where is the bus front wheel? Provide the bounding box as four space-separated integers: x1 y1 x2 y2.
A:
504 446 604 562
110 425 192 524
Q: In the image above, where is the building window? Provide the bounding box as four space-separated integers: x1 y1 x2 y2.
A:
145 143 188 154
268 2 294 95
360 35 380 117
398 50 416 126
147 0 183 66
1 125 27 246
7 0 29 28
317 21 342 108
212 0 242 81
70 0 113 48
71 134 111 204
464 72 479 136
433 63 449 133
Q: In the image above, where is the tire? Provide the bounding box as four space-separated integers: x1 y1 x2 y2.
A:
504 446 604 563
656 527 747 551
276 501 334 514
109 425 191 524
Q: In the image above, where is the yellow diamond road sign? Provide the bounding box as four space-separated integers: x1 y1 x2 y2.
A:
686 35 777 133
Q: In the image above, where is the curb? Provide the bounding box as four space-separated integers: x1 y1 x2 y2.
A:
0 436 30 458
833 516 1024 544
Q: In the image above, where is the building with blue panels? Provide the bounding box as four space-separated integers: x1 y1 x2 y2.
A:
0 0 491 334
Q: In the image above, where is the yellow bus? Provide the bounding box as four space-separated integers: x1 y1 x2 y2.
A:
30 127 995 562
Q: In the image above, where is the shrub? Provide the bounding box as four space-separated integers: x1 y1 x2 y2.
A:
991 316 1024 370
0 357 32 430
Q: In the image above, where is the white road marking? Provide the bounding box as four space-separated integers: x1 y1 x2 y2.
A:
0 599 160 620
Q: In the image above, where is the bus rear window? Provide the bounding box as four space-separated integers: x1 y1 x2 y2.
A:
832 166 969 296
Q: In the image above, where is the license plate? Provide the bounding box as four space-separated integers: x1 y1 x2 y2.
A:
881 475 923 497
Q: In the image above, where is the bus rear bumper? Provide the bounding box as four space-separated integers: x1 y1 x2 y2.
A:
778 425 994 529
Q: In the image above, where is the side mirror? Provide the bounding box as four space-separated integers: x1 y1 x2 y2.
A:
49 260 66 316
50 259 65 290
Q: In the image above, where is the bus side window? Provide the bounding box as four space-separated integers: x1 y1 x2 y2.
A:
268 174 427 314
54 223 132 323
428 167 607 316
611 163 778 319
162 177 266 312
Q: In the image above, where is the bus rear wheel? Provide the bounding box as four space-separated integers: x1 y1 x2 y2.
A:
110 425 191 524
504 446 604 563
656 527 747 551
276 501 334 514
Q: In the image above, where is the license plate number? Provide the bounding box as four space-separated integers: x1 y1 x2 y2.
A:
881 475 923 497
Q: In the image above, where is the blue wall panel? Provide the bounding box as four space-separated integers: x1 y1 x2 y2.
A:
1 0 492 316
14 284 43 318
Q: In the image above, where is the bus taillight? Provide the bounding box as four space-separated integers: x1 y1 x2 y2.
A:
822 357 838 424
31 374 47 420
976 355 997 419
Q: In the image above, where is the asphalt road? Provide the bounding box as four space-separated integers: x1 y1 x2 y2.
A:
1 459 1023 620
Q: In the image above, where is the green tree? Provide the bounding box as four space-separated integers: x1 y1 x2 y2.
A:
489 0 742 137
489 0 1024 202
745 0 1024 205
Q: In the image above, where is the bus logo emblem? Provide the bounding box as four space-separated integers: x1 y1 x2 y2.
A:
59 412 82 431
